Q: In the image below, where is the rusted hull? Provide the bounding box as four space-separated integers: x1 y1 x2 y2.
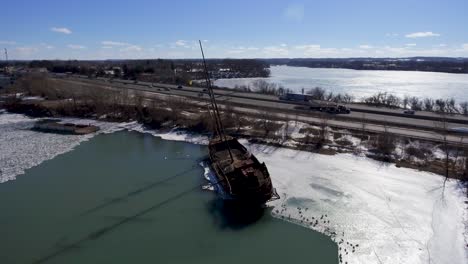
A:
207 137 278 205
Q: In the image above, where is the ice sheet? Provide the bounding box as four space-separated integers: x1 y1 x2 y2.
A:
246 143 467 264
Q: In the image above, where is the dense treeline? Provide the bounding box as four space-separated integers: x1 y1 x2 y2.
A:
3 59 270 84
262 57 468 74
363 92 468 114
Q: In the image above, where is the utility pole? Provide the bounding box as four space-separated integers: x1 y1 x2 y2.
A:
3 48 7 74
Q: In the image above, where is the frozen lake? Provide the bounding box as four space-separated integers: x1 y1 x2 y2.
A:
1 112 466 264
214 65 468 102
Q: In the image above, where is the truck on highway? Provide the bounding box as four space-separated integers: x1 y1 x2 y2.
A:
295 101 351 114
279 93 309 102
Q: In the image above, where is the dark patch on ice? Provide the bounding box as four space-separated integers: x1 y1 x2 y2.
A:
285 197 316 207
310 183 344 197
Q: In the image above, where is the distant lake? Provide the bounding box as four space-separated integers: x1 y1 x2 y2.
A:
214 65 468 102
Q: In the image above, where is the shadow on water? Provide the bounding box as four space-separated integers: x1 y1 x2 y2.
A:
77 159 206 217
33 158 212 264
32 185 201 264
207 198 266 230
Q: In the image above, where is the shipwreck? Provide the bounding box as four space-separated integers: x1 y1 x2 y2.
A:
199 41 279 205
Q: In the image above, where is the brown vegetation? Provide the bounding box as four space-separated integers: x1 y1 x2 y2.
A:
3 74 468 183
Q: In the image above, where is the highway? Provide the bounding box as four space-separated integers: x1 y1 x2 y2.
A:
51 75 468 145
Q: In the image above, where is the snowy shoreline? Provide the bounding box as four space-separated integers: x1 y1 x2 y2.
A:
1 112 466 264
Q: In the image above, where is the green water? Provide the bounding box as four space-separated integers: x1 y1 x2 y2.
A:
0 131 337 264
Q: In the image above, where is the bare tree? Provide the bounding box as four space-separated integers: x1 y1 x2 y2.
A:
424 98 435 111
220 102 236 130
464 146 468 181
359 113 367 147
409 97 423 111
306 87 326 100
166 96 187 124
434 114 451 192
459 102 468 116
317 113 329 148
259 110 276 136
283 117 292 142
435 99 447 113
374 122 396 160
403 95 410 109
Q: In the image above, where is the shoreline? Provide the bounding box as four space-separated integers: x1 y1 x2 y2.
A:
1 110 467 264
3 99 467 181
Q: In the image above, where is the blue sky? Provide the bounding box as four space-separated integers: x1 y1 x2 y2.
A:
1 0 468 59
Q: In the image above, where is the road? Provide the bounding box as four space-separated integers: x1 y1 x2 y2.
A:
51 75 468 145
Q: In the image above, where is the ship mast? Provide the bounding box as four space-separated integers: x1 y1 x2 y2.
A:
199 40 234 162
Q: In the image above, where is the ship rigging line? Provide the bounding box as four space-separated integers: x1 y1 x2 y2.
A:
199 40 234 162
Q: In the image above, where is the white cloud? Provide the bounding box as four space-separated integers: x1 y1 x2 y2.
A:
405 31 440 38
175 40 188 47
39 43 54 49
405 43 417 47
228 46 260 54
51 27 72 34
385 33 399 37
359 45 373 49
120 45 142 52
15 47 38 57
283 4 304 22
101 41 130 46
462 43 468 50
263 46 289 56
16 47 38 52
67 44 86 49
295 44 321 50
438 44 447 47
0 40 16 45
101 46 113 49
171 40 199 49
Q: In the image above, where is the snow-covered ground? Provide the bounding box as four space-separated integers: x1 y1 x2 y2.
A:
245 142 467 264
1 111 466 264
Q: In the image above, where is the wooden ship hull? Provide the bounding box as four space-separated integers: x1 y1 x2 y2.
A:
208 136 278 204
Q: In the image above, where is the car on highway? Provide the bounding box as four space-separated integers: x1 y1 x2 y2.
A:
177 85 183 89
403 109 415 115
449 127 468 134
337 105 351 114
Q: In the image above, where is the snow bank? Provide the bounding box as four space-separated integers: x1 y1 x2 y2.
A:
244 143 467 264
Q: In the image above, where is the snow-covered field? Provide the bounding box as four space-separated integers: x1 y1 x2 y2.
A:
1 111 466 264
245 142 467 264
